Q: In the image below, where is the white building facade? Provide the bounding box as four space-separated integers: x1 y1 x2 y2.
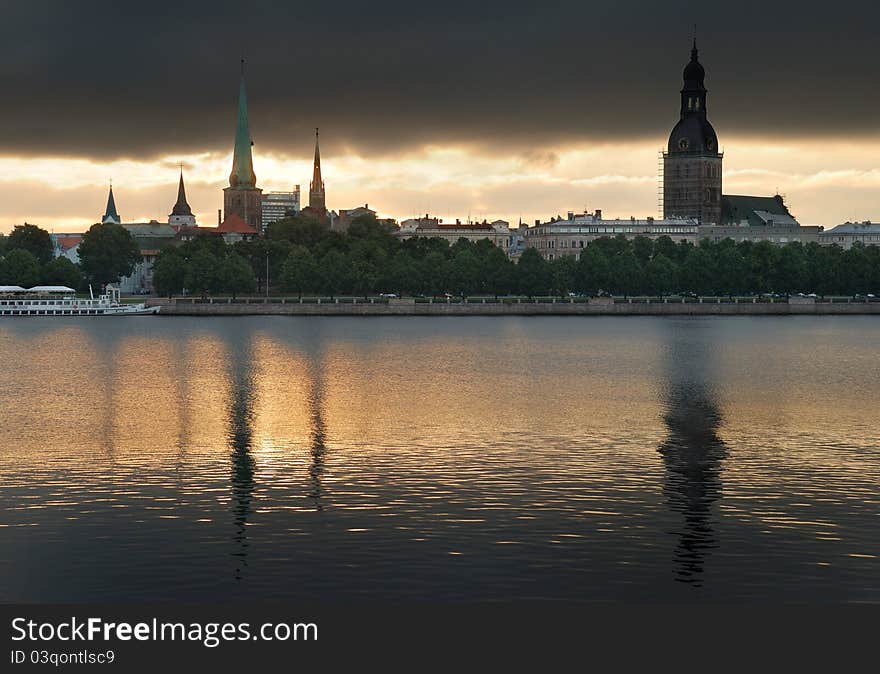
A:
396 216 512 255
524 212 700 260
525 210 827 260
819 222 880 249
261 188 301 230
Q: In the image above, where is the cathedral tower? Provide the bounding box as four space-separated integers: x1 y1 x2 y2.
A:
223 61 263 232
662 39 722 224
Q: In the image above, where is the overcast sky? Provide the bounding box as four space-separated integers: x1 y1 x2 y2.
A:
1 0 878 230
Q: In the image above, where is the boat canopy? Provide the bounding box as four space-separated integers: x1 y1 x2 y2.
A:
27 286 77 294
0 286 27 293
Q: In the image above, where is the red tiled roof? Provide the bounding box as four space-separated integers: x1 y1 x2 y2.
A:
215 213 258 234
57 235 82 250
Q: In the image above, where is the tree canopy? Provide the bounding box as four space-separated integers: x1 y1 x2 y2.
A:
77 222 142 287
41 256 83 289
7 223 53 265
148 212 880 299
0 249 41 287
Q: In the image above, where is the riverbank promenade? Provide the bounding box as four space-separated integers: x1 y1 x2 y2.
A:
148 295 880 316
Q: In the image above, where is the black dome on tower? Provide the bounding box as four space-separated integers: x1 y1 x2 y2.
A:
682 42 705 86
667 40 718 155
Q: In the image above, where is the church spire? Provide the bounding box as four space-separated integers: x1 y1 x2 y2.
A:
309 127 326 212
171 167 193 217
229 59 257 189
680 36 707 118
102 183 121 224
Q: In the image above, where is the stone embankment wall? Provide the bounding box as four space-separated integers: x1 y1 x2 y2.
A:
147 297 880 316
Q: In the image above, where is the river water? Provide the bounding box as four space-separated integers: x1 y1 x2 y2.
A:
0 316 877 602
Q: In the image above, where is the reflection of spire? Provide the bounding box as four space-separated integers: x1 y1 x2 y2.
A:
172 338 192 476
227 340 256 581
94 328 119 458
657 325 728 586
307 358 327 511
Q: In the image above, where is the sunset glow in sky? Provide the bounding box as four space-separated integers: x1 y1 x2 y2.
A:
2 137 879 233
2 1 878 233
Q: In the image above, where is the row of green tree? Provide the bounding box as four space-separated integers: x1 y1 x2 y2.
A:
0 223 142 289
147 213 880 298
4 214 880 297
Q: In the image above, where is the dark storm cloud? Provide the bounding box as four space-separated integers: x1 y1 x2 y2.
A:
2 0 878 160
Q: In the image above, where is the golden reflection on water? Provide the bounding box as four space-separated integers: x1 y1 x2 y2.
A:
0 316 878 602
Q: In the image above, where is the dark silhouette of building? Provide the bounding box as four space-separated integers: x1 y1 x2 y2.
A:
168 168 196 226
101 184 121 225
663 38 722 225
223 61 262 233
720 194 799 227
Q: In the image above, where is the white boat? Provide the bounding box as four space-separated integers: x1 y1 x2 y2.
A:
0 285 159 316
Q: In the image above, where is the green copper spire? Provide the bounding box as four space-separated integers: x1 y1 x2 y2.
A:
229 60 256 189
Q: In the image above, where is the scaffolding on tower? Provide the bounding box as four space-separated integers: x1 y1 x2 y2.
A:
657 150 665 218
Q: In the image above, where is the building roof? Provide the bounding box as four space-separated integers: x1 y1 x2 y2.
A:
531 215 698 231
435 223 495 231
132 236 176 252
824 221 880 234
720 194 798 227
123 222 177 238
54 235 82 251
216 213 258 235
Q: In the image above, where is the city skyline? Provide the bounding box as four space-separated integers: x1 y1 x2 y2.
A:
2 1 879 231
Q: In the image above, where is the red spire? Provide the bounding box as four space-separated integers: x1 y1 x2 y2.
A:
308 127 325 212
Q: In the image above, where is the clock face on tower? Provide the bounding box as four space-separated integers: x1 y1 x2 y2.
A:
678 137 690 151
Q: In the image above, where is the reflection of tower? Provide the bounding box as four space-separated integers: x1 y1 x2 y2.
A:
223 60 263 232
227 340 256 581
657 324 728 585
171 338 193 477
306 359 327 512
662 37 722 224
